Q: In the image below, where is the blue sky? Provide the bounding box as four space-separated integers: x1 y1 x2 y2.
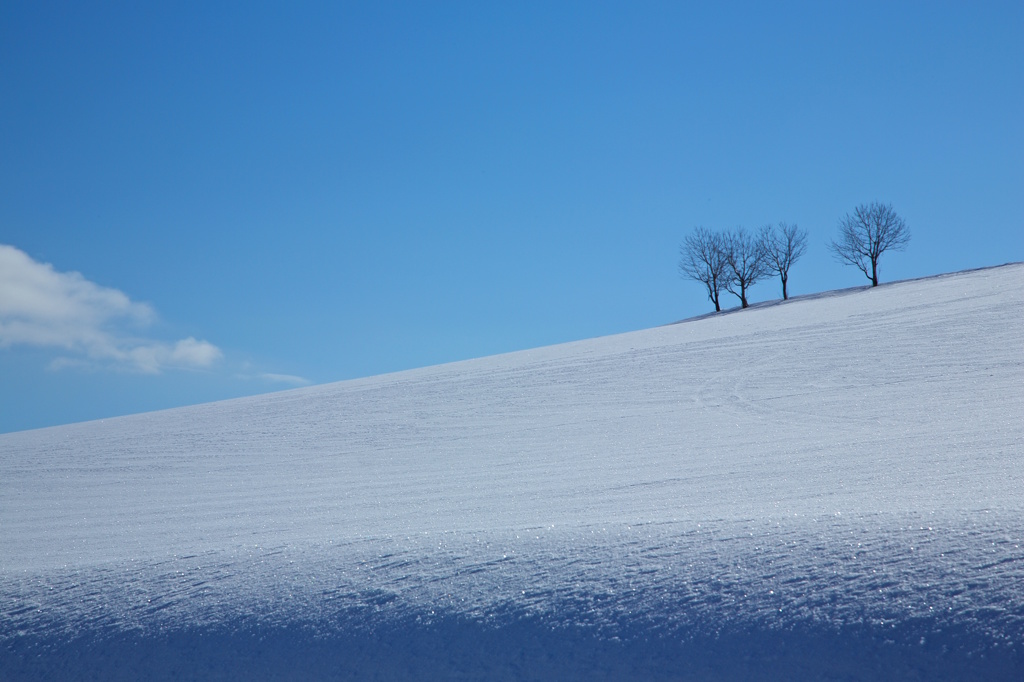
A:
1 1 1022 433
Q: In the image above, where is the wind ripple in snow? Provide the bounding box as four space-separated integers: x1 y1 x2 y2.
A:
3 514 1022 679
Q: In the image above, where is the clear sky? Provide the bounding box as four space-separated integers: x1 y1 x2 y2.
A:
1 1 1022 434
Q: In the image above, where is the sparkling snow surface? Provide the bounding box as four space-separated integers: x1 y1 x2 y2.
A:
2 265 1023 680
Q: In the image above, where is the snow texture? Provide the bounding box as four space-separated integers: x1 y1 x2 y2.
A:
2 264 1023 680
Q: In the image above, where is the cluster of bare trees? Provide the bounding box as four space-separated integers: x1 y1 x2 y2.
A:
679 223 807 311
679 202 910 311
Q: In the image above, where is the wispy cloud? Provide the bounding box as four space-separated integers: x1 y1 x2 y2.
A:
0 244 222 373
233 362 312 387
258 372 312 386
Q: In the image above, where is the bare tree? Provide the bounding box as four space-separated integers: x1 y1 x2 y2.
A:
829 202 910 286
723 227 769 309
759 222 807 300
679 227 728 312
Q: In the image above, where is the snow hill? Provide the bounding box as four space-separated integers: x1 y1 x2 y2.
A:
2 264 1023 681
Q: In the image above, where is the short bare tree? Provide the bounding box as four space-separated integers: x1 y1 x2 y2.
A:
829 202 910 286
723 228 769 309
679 227 728 312
759 222 807 300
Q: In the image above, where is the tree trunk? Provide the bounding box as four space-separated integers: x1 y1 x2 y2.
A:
871 259 879 286
781 275 789 300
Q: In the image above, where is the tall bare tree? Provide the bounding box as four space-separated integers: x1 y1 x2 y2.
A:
829 202 910 286
679 227 728 312
759 222 808 300
723 228 769 309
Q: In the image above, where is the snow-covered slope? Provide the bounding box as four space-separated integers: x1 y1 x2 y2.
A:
2 264 1023 680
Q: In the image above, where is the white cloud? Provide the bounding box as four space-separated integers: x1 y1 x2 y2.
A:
125 337 225 374
171 337 223 367
0 244 223 373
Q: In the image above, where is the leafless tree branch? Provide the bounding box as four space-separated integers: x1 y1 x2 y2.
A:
723 228 769 309
829 202 910 286
759 222 808 300
679 227 728 312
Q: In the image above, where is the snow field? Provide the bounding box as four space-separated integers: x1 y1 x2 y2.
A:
2 264 1023 679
